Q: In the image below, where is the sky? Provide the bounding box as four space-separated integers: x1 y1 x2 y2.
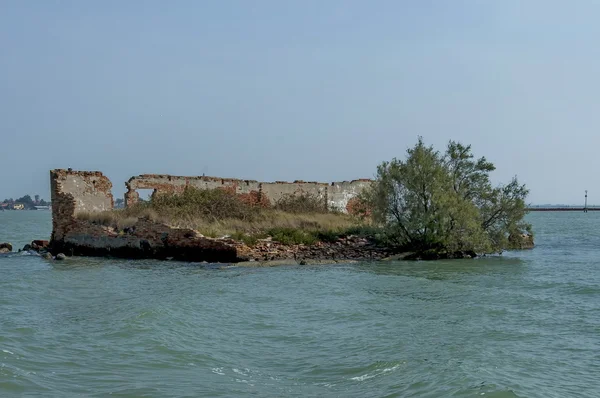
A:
1 1 599 204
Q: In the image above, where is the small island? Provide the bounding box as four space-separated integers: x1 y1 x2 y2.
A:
39 139 532 263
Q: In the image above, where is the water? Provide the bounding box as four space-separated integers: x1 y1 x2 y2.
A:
1 211 599 397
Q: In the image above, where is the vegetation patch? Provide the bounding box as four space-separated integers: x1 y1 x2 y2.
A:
77 187 368 245
274 192 328 214
76 138 531 258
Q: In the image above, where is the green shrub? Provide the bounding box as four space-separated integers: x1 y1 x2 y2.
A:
229 231 267 246
274 192 327 214
268 227 318 245
315 230 341 243
151 187 259 222
364 138 531 254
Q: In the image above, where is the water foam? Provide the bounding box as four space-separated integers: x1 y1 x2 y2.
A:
350 364 401 381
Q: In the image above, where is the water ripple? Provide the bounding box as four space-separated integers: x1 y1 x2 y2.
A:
2 210 600 397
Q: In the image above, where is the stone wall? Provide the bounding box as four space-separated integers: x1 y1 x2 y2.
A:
50 169 114 242
125 174 263 207
329 180 373 213
124 174 371 213
260 181 328 207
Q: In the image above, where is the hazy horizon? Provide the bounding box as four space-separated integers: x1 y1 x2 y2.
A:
2 1 600 203
2 182 599 207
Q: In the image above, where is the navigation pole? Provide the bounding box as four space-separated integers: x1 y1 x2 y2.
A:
585 190 588 213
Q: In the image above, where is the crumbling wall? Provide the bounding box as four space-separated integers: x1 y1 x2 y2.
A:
260 181 328 207
124 175 371 212
125 175 263 207
328 180 372 214
50 169 114 242
49 170 239 261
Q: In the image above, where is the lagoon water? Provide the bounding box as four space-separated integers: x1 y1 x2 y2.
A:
1 210 599 397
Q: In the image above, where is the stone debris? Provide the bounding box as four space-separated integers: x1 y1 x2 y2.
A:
233 235 395 263
0 242 13 253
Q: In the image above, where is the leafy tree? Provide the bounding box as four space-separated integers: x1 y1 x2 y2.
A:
15 195 35 209
364 138 531 256
16 195 32 203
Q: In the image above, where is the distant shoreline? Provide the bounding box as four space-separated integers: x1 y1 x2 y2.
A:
0 207 51 211
528 206 600 211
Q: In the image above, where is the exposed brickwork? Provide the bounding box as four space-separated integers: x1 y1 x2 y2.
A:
345 197 371 217
219 186 271 208
124 182 140 207
125 174 371 213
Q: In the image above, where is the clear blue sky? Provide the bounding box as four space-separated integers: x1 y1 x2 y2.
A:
1 1 598 204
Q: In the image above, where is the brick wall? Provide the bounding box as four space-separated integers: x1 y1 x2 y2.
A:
124 174 371 213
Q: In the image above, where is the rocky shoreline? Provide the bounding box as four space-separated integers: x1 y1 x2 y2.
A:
0 240 68 261
233 234 398 263
2 227 534 265
48 218 402 264
1 233 399 264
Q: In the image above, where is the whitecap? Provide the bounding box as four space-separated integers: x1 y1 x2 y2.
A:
2 349 14 355
351 374 375 381
350 364 401 381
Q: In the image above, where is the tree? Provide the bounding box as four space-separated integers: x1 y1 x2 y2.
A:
15 195 35 209
364 138 531 256
115 198 125 208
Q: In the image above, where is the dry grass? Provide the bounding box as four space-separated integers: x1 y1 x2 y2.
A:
76 206 158 230
274 192 328 214
75 187 372 245
78 207 360 236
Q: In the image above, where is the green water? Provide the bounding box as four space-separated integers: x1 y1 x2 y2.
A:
1 211 599 397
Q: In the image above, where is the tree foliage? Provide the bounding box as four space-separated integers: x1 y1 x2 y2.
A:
364 138 531 255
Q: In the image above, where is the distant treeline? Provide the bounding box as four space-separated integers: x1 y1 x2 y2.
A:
1 195 50 210
529 204 600 208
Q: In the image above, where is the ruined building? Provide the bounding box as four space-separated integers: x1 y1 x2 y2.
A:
49 169 374 262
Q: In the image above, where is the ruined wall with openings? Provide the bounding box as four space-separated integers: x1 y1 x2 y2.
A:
49 169 241 261
49 169 376 261
124 175 263 207
124 174 372 213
